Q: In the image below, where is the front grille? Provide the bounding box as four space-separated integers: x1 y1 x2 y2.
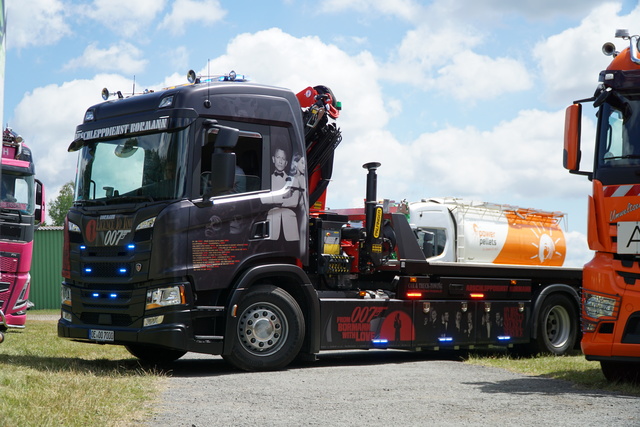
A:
84 246 130 257
83 263 131 277
80 312 133 326
0 255 19 273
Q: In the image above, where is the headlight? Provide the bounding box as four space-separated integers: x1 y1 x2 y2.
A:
146 285 185 310
136 217 156 231
583 292 619 319
61 285 72 306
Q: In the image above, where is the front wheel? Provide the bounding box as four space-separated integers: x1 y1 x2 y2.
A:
601 361 640 384
125 344 186 364
224 285 305 371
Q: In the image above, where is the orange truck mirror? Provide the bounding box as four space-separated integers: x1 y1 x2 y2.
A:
563 104 582 171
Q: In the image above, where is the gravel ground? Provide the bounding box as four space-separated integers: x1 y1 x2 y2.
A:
149 350 640 427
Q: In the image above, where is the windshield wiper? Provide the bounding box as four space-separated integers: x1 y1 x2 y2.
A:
75 199 107 206
105 195 155 204
604 155 640 160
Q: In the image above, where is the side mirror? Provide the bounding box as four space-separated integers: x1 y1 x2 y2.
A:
206 153 235 196
34 179 45 224
563 104 582 171
207 125 239 150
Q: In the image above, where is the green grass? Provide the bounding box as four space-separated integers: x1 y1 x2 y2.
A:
0 311 166 426
465 351 640 396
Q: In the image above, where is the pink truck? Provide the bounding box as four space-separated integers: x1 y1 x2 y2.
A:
0 128 44 343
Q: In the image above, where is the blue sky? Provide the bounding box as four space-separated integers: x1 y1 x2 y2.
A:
5 0 640 266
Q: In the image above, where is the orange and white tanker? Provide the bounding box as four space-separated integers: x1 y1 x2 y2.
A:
407 198 567 266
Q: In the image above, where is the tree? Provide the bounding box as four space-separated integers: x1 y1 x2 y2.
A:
48 181 75 226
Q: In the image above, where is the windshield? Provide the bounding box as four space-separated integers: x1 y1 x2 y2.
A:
0 171 34 214
597 98 640 168
74 128 189 204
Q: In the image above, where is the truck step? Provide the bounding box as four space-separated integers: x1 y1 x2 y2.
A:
194 306 225 312
194 335 223 341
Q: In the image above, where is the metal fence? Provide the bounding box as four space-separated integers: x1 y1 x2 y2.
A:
30 226 63 310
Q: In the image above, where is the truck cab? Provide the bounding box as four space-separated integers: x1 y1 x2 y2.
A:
0 128 44 335
564 29 640 382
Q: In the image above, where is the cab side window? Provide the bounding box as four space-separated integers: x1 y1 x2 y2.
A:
201 130 263 196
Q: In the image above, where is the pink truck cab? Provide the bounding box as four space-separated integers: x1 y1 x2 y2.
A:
0 128 44 342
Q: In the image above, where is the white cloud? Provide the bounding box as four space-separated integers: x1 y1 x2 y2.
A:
63 42 148 74
6 0 71 49
328 108 592 210
318 0 425 24
200 28 386 132
436 51 533 101
158 0 227 36
564 230 593 267
534 2 640 106
383 16 532 101
79 0 167 38
452 0 613 20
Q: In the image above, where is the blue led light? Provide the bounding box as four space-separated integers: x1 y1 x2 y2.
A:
92 293 99 298
497 336 511 341
84 267 92 273
127 244 135 250
438 337 453 342
119 268 127 274
109 293 118 299
80 245 86 250
371 338 388 347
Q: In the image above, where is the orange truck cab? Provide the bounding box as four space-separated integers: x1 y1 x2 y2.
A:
564 29 640 382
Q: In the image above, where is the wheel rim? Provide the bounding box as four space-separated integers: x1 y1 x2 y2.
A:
545 304 571 348
237 302 288 356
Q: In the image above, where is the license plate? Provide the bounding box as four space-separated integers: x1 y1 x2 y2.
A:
617 222 640 254
89 329 114 342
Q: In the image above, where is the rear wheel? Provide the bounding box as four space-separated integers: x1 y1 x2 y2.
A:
224 285 304 371
125 344 186 364
513 293 578 356
534 293 578 355
601 361 640 384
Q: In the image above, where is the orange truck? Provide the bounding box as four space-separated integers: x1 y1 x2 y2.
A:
564 29 640 382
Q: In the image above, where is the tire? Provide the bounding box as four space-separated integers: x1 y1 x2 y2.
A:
0 331 4 344
601 361 640 384
533 293 578 355
125 344 186 364
224 285 305 371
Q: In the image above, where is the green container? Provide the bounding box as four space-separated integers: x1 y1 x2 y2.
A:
29 226 64 310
